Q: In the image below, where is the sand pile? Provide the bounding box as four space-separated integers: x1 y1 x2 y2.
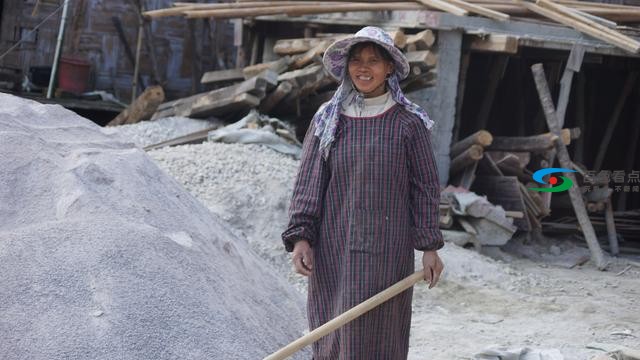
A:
0 94 309 359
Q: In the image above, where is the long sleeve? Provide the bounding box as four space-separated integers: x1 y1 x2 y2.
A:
405 118 444 251
282 123 331 252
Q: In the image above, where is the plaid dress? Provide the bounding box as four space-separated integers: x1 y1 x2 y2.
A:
282 104 443 359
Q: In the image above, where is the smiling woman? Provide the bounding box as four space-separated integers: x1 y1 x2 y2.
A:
347 42 395 98
282 26 444 360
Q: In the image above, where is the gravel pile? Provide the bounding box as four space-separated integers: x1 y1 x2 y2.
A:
147 142 306 292
0 94 310 359
105 117 220 148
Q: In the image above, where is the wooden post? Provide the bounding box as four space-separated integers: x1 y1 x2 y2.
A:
617 95 640 211
593 72 638 171
477 55 508 130
132 15 144 102
531 63 607 270
605 198 619 256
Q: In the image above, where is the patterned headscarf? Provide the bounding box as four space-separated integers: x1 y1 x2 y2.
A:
313 62 435 160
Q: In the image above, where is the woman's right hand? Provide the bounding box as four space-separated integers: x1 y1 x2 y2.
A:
292 240 314 276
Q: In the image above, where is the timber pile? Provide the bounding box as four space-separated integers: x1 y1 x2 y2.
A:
448 128 578 233
144 0 640 54
151 28 438 121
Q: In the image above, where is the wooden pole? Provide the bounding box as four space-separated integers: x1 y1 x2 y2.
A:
132 15 144 102
531 63 607 270
443 0 510 21
593 72 638 171
263 270 425 360
184 3 422 18
605 198 619 255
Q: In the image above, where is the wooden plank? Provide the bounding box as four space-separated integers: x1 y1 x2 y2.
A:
243 57 291 79
152 72 276 119
200 68 244 85
444 0 510 21
416 0 469 16
273 35 348 55
143 126 220 151
470 34 519 54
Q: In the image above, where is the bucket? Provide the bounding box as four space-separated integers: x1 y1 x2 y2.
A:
58 57 91 94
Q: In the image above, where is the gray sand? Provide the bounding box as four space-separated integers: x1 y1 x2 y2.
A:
0 93 310 359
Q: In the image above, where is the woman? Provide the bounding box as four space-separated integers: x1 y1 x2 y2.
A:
282 26 444 359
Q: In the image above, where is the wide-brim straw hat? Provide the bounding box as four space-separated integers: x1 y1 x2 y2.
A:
322 26 410 81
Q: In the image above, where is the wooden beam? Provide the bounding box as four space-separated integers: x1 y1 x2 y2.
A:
470 33 519 54
405 50 438 67
593 72 638 171
450 144 483 175
416 0 468 16
444 0 510 21
531 63 607 270
200 68 245 85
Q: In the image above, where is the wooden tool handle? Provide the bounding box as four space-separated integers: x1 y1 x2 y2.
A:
263 269 425 360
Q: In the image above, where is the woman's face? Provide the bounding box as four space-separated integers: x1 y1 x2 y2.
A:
347 45 394 98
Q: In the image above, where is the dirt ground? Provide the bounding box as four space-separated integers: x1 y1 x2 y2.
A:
407 236 640 359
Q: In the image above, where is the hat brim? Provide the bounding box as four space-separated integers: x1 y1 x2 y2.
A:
322 36 410 81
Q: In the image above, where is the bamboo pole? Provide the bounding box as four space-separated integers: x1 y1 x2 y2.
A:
264 270 426 360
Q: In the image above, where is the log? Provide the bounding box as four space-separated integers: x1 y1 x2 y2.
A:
531 63 607 270
260 81 293 113
450 144 483 175
450 130 493 159
200 68 244 85
405 51 438 68
387 29 407 49
487 129 571 152
107 85 165 126
405 30 435 51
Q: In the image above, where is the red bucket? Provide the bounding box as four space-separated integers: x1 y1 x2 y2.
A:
58 56 91 94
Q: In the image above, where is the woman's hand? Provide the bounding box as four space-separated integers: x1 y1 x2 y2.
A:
422 250 444 289
292 240 314 276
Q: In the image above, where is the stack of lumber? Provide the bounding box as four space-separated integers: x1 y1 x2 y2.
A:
151 28 438 121
144 0 640 53
448 128 579 232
